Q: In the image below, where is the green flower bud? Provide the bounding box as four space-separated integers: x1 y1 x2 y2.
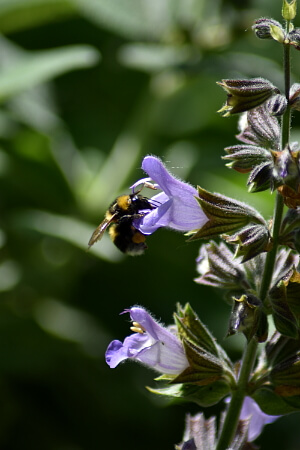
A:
217 78 279 116
282 0 297 21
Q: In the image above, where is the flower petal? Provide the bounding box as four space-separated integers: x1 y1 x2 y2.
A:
105 307 189 374
240 397 280 441
142 156 198 198
135 156 208 233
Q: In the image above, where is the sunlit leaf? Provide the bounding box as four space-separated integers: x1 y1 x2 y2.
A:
0 45 100 102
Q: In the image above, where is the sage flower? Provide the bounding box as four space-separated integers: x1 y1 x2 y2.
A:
239 396 280 441
105 307 189 375
132 156 208 234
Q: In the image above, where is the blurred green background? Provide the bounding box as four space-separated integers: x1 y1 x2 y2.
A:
1 0 300 449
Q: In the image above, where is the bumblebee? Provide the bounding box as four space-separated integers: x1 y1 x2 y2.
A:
88 192 155 255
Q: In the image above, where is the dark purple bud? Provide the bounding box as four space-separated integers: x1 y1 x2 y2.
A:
289 83 300 110
236 104 280 151
247 161 276 193
223 223 272 263
223 145 272 174
195 242 250 289
252 18 285 41
217 78 279 116
267 94 288 116
274 147 300 207
288 28 300 50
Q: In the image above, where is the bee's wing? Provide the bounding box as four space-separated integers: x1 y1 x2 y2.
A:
88 213 117 248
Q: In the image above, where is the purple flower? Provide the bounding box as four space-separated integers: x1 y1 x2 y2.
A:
226 396 280 441
105 307 189 375
240 397 280 441
133 156 208 235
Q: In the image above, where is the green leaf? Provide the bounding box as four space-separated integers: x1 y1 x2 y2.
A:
253 387 300 415
0 45 100 102
147 379 231 407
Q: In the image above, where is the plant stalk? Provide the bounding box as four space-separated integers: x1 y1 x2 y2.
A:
216 22 291 450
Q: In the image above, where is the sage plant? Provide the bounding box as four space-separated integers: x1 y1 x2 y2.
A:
105 1 300 448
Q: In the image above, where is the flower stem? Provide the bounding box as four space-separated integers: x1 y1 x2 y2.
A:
216 338 258 450
216 23 291 450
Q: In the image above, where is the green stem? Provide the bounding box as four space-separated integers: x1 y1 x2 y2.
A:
216 189 284 450
259 193 285 303
216 338 258 450
216 22 292 450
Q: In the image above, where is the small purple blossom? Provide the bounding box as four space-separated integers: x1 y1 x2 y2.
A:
133 156 208 235
240 397 280 441
105 307 189 375
226 396 280 442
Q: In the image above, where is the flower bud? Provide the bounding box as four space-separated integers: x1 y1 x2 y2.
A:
267 94 288 116
247 161 276 193
274 146 300 208
289 83 300 110
217 78 279 116
236 104 280 151
223 223 272 262
252 18 285 42
282 0 297 21
228 294 268 342
288 28 300 50
195 242 250 290
223 144 272 174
